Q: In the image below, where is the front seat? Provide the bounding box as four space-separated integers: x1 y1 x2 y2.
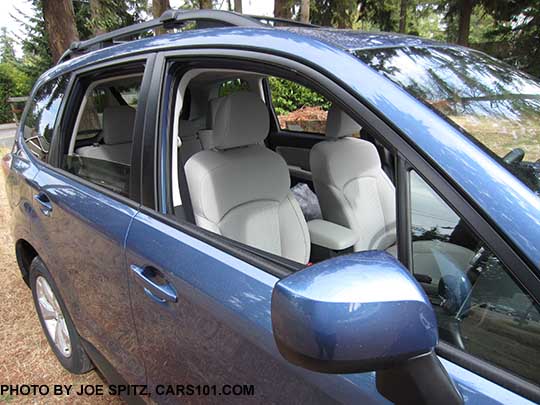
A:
76 105 135 165
310 106 396 251
185 91 311 264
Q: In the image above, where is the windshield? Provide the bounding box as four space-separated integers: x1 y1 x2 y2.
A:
355 46 540 193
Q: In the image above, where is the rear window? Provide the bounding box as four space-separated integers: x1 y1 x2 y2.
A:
23 75 69 162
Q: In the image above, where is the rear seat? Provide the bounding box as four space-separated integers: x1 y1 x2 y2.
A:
76 105 136 165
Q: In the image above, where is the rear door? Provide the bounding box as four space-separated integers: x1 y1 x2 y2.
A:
28 57 153 388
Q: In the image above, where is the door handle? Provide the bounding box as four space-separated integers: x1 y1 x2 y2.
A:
130 264 177 303
33 192 52 216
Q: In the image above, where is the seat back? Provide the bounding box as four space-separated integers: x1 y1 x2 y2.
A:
185 91 310 263
310 106 396 251
76 105 136 165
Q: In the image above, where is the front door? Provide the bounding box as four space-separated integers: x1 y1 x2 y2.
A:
125 211 387 404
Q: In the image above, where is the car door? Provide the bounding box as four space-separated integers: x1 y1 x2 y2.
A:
125 209 388 404
27 58 153 388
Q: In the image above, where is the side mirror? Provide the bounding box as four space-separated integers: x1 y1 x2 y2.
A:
271 251 462 404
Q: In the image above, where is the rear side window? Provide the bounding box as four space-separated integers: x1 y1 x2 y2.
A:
23 75 69 162
63 73 143 198
269 77 330 134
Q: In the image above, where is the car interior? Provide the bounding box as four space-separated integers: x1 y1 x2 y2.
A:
168 68 399 266
62 68 477 284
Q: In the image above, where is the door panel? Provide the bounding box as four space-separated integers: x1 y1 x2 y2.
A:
125 211 387 404
29 166 145 385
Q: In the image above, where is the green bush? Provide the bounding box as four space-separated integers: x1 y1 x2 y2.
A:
0 63 31 124
269 77 331 116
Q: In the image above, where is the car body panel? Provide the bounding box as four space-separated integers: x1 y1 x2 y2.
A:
7 139 39 248
28 165 145 386
125 210 389 404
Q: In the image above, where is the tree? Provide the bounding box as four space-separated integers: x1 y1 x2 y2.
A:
85 0 148 35
42 0 80 63
399 0 408 33
153 0 170 34
274 0 293 19
90 0 107 35
300 0 310 23
0 28 17 65
234 0 242 13
310 0 359 28
200 0 213 9
457 0 475 46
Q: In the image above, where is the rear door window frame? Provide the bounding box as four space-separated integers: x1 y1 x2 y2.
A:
47 54 156 205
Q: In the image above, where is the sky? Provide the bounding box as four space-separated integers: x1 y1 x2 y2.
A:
0 0 274 56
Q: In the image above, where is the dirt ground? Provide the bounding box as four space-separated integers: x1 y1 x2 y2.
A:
0 148 123 404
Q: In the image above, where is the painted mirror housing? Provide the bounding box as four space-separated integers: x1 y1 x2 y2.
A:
271 251 438 373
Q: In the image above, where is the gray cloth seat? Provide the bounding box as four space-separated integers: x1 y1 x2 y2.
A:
310 106 396 251
185 91 311 264
76 105 135 165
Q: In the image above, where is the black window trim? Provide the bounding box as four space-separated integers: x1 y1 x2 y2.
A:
143 47 540 401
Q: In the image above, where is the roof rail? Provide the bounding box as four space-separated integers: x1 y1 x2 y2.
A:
58 9 319 64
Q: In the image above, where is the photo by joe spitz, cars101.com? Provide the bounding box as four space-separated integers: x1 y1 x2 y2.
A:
3 6 540 405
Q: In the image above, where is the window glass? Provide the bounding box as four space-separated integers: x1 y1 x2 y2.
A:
23 75 69 161
64 74 142 198
357 47 540 194
269 77 331 134
410 170 540 384
218 78 250 97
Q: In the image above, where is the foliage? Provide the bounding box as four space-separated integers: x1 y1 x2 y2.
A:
0 63 31 123
13 0 52 87
269 77 331 116
85 0 148 36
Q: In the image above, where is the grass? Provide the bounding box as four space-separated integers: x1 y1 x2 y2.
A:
0 147 123 404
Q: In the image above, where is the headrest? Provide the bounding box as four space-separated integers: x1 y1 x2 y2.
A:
325 105 361 139
213 92 269 150
103 105 136 145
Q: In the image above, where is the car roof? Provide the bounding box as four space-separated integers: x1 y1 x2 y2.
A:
277 27 445 51
47 26 450 79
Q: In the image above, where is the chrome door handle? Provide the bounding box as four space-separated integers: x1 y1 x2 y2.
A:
33 192 52 216
130 264 177 303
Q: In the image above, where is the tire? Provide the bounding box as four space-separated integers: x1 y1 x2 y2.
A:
29 256 93 374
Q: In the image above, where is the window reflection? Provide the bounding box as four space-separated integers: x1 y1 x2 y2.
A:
357 47 540 193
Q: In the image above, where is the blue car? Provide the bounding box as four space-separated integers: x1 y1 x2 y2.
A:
6 9 540 404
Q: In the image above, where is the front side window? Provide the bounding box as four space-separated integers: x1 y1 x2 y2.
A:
269 77 331 134
409 170 540 385
63 74 143 198
356 47 540 194
23 75 69 162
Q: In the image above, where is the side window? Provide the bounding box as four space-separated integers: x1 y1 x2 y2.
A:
268 77 331 134
23 75 69 162
63 74 143 198
410 170 540 385
218 78 250 97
